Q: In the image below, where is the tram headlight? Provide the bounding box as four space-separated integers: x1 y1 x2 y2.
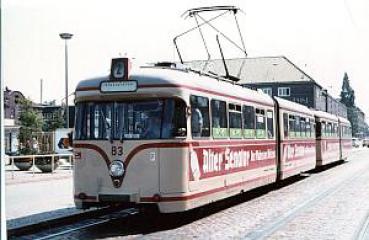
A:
109 160 124 177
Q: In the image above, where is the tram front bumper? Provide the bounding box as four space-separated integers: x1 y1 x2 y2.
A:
98 193 139 203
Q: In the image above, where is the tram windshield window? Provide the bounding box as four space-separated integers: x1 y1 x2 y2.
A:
75 99 187 140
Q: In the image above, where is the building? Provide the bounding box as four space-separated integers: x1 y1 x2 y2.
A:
4 87 25 121
33 104 75 129
185 56 347 118
3 87 75 154
3 87 24 154
4 119 20 155
351 106 367 138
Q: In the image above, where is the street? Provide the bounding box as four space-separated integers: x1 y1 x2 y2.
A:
7 148 369 239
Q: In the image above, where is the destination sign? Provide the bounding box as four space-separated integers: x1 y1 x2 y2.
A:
100 81 137 92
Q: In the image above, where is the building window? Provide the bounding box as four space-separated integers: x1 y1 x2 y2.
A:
260 88 272 96
278 87 291 97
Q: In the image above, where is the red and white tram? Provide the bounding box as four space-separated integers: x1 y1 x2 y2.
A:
338 116 352 160
274 97 316 179
73 58 351 213
314 111 341 166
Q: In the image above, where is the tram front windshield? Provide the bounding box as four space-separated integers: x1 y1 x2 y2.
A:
74 99 186 140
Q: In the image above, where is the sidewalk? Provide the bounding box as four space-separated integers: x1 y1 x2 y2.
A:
5 166 82 230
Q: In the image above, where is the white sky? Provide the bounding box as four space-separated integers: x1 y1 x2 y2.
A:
2 0 369 117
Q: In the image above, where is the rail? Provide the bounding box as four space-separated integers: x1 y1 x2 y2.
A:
8 153 74 179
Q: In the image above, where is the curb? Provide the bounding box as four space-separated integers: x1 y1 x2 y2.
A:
7 207 121 238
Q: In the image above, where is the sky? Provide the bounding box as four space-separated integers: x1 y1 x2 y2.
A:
2 0 369 118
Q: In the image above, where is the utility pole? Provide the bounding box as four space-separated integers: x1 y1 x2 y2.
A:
59 33 73 128
40 78 43 104
0 0 7 238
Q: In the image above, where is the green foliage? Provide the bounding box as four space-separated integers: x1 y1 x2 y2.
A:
18 98 43 151
42 109 64 131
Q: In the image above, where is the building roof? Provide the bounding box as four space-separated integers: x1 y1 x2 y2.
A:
184 56 321 87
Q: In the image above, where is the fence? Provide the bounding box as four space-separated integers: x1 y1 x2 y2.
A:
8 153 74 179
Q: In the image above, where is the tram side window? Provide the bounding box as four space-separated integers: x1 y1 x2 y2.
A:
161 99 187 138
327 122 332 137
289 115 295 138
267 110 274 139
340 126 346 137
229 104 242 139
242 105 255 138
333 123 338 137
256 108 266 139
191 95 210 138
316 121 321 138
311 120 316 138
321 122 326 137
283 113 288 138
172 100 187 137
300 117 306 138
295 116 301 138
211 100 228 139
305 118 311 138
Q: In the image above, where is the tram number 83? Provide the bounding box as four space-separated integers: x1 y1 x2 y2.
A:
112 146 123 156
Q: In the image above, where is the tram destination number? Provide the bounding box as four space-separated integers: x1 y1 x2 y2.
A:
112 146 123 156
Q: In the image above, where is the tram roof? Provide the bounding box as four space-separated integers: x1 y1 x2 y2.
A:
337 116 350 125
75 66 274 106
314 110 339 122
274 96 314 116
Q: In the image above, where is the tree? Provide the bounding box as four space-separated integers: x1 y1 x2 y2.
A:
340 72 355 107
42 108 64 132
340 72 359 136
18 98 43 154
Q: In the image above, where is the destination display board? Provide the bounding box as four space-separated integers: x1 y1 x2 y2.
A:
100 81 137 92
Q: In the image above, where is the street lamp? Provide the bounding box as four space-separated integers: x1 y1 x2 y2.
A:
59 32 73 128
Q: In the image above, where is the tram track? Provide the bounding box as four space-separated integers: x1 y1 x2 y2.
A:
8 206 138 240
356 211 369 240
31 208 139 240
241 153 369 240
11 150 366 239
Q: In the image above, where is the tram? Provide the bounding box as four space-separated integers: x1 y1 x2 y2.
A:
73 58 351 213
338 116 352 160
